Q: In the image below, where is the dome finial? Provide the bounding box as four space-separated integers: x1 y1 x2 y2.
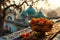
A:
39 7 42 12
30 5 32 7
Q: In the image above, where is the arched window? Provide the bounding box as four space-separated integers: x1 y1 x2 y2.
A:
7 16 12 20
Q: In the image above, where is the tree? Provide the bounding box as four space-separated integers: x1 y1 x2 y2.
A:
0 0 4 33
0 0 29 33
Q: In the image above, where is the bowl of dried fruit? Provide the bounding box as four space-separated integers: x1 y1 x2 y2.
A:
30 17 53 33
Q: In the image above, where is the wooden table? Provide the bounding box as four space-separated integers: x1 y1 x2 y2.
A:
0 22 60 40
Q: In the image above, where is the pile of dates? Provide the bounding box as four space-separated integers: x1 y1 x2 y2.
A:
30 17 53 32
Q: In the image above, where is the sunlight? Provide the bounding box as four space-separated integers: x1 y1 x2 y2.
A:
13 0 20 5
36 0 60 10
48 0 60 9
9 0 60 10
10 0 20 5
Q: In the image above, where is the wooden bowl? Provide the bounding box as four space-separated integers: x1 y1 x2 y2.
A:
30 24 53 32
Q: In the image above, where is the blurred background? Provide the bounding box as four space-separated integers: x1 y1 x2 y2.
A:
0 0 60 40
